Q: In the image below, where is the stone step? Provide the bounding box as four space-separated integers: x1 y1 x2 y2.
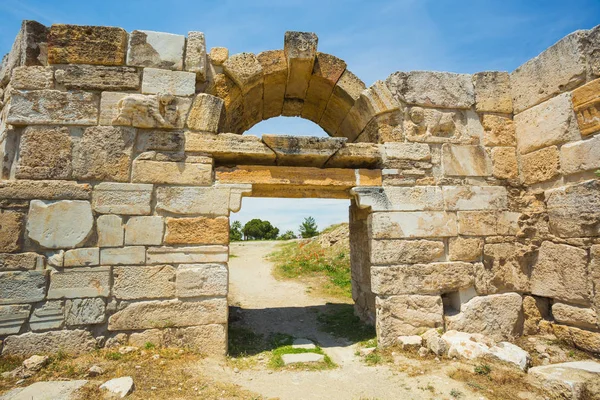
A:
292 338 316 349
0 380 88 400
281 352 325 365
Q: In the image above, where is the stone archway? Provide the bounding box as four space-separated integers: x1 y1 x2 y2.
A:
1 21 600 357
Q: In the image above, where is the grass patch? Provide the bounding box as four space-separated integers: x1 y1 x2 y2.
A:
317 304 376 343
0 356 23 374
269 345 336 370
228 326 266 358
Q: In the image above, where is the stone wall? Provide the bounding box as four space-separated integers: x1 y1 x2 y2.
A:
0 20 599 356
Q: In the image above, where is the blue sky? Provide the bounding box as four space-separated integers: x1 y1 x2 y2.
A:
1 0 599 234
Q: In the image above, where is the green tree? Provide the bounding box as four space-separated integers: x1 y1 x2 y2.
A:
230 220 243 241
242 219 280 240
278 230 296 240
299 216 319 238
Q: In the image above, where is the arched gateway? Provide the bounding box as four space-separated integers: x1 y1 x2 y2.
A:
0 21 599 357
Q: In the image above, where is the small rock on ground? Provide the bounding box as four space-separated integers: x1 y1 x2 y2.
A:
100 376 135 398
22 355 49 372
398 335 422 349
88 365 104 377
292 338 316 349
281 353 325 365
0 380 88 400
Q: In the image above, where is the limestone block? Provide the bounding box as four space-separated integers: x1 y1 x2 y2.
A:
0 271 46 304
29 301 64 331
184 31 206 80
108 298 227 330
1 329 96 356
449 237 483 262
11 66 53 89
552 303 597 330
261 135 346 168
0 210 24 253
146 245 228 264
92 183 153 215
442 144 492 176
320 70 365 135
0 252 44 271
545 180 600 237
560 136 600 175
386 71 475 109
55 65 140 90
457 211 519 236
27 200 93 249
371 262 474 296
258 50 287 119
370 239 444 265
64 248 99 267
443 186 507 211
176 264 228 297
528 361 600 400
205 73 243 131
523 295 549 335
284 31 318 100
7 90 98 126
209 47 229 65
352 186 444 212
125 216 164 246
100 246 145 265
185 132 275 164
514 93 580 155
97 215 123 248
156 184 251 216
376 295 443 346
369 211 458 239
65 298 105 326
47 267 110 299
0 180 91 200
531 241 590 305
592 245 600 326
141 68 195 96
383 142 431 161
491 147 518 179
510 31 588 113
127 30 185 70
100 91 192 129
302 52 346 122
136 130 183 153
356 110 403 144
128 324 226 356
165 216 228 245
186 94 225 132
325 143 381 169
132 158 213 185
473 71 513 113
0 20 48 87
445 293 522 341
72 126 135 182
16 126 72 180
401 106 481 145
0 304 31 335
520 145 560 184
571 78 600 136
222 52 263 95
552 325 600 354
113 265 175 300
481 113 516 146
476 242 533 295
243 81 264 128
47 24 127 65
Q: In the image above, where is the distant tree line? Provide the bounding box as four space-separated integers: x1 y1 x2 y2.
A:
230 217 319 241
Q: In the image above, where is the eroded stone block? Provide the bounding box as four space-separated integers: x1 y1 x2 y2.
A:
132 158 213 185
476 242 533 295
92 183 153 215
325 143 381 169
164 216 228 245
352 186 443 211
26 200 93 249
113 265 175 300
0 252 44 271
0 180 91 200
127 30 185 70
560 136 600 175
125 216 164 246
16 126 72 180
369 211 457 239
29 301 64 331
97 215 124 247
1 329 96 356
55 65 140 90
520 145 560 184
320 70 365 135
64 248 99 267
146 245 228 264
442 144 492 176
100 246 145 265
186 94 225 133
7 90 98 126
176 264 228 297
0 271 46 305
11 66 54 89
222 52 263 95
65 298 106 326
48 24 127 65
491 147 518 179
261 135 346 168
142 68 196 96
443 186 507 211
0 20 48 87
545 180 600 237
0 210 24 253
185 132 275 164
481 113 516 146
185 31 206 80
473 71 513 113
156 184 251 216
370 239 444 265
258 50 287 119
301 53 346 122
552 303 597 330
457 211 519 236
571 78 600 136
449 237 483 262
47 267 110 299
0 304 31 335
284 31 318 100
383 142 431 161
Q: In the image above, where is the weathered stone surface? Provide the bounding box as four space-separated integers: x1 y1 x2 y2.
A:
383 142 431 161
97 215 124 247
443 186 507 211
476 242 533 295
442 330 493 360
113 265 175 300
0 20 48 87
132 158 212 185
514 93 580 155
528 361 600 400
100 246 145 265
593 245 600 327
457 211 519 236
176 264 228 297
553 324 600 354
490 342 531 371
258 50 287 119
520 145 561 184
325 143 381 169
372 262 474 295
108 298 227 330
510 31 588 113
531 241 590 305
142 68 196 96
186 94 225 132
449 237 483 262
7 90 98 126
125 216 164 246
93 183 153 215
523 295 549 335
282 353 325 365
129 324 226 356
445 293 523 341
47 267 110 299
185 132 275 164
0 304 31 335
560 135 600 175
135 130 184 153
0 180 91 200
185 31 206 80
376 295 443 346
146 245 228 264
320 70 365 135
29 301 64 331
261 135 346 168
386 71 475 109
491 147 518 179
209 47 228 65
27 200 93 249
206 73 243 132
0 210 24 253
48 24 127 65
223 52 263 94
442 144 492 176
100 376 134 398
65 297 105 326
481 113 516 146
72 126 135 182
369 211 458 239
422 328 447 356
55 64 140 90
284 31 318 101
553 303 597 330
165 216 228 245
0 252 43 271
11 66 53 89
156 184 251 216
401 106 482 144
64 248 99 267
473 71 513 113
545 180 600 237
572 77 600 136
1 329 96 356
353 186 443 212
301 53 346 122
127 30 185 70
370 239 444 265
16 126 72 180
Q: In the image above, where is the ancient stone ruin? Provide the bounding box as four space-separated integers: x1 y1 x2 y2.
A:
0 21 599 357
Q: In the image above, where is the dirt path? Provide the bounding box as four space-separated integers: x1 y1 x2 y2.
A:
201 241 482 400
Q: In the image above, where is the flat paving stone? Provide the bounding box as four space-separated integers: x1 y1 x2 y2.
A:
281 352 325 365
292 338 316 349
0 380 88 400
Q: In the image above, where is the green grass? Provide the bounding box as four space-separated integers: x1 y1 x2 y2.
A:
269 345 336 370
0 355 22 374
317 304 376 343
104 351 122 361
474 364 492 376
